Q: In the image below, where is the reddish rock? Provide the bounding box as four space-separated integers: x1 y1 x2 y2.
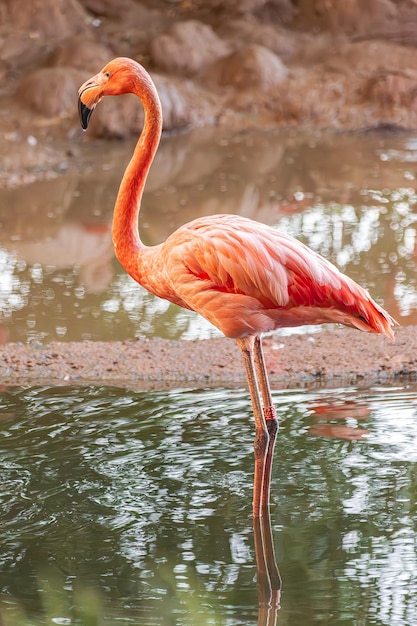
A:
150 20 230 76
17 67 88 118
207 44 288 92
294 0 397 34
0 0 87 38
220 16 299 59
0 0 87 75
49 35 112 73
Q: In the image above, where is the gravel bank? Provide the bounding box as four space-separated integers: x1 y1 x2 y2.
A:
0 326 415 391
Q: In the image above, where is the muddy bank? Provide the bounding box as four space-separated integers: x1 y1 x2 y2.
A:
0 326 415 391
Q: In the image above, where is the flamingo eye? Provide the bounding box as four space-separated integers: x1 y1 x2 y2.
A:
104 71 110 78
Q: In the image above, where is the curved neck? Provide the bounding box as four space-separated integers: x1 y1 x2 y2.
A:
111 70 162 276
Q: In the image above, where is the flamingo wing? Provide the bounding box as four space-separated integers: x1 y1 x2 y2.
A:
157 215 394 339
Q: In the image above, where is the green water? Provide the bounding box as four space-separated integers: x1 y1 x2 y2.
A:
1 383 417 625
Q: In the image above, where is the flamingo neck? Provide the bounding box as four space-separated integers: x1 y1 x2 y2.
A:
111 70 162 278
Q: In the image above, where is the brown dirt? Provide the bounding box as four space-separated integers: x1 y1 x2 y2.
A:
0 326 415 391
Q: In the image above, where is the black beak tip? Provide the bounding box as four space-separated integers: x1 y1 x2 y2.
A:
78 98 93 130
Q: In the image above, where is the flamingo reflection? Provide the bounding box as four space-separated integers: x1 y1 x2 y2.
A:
307 399 371 440
253 505 282 625
5 222 114 294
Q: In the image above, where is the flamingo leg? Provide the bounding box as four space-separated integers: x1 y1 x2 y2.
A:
236 336 281 619
236 336 268 518
253 336 278 512
253 336 281 613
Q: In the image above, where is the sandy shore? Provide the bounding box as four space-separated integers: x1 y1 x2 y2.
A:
0 326 415 391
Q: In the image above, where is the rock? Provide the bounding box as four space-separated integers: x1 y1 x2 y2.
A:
0 0 87 38
80 0 137 19
207 44 288 92
49 36 112 73
17 67 88 118
362 71 417 108
79 0 163 57
154 75 219 130
253 0 297 24
220 16 298 59
359 70 417 128
0 0 88 73
150 20 230 76
294 0 397 35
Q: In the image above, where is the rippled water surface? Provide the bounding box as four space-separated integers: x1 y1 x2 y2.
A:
1 383 417 625
1 127 417 342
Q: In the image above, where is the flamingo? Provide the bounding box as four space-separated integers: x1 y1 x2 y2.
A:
78 57 395 520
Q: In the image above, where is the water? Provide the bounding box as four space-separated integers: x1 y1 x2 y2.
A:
1 382 417 625
1 127 417 343
1 123 417 624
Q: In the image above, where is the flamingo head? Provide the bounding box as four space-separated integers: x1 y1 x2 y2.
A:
78 57 141 130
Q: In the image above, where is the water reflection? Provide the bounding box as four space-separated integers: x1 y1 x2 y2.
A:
253 510 281 625
1 128 417 342
1 383 417 623
307 399 371 440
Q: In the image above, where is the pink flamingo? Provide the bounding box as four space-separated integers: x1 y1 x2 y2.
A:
78 58 395 519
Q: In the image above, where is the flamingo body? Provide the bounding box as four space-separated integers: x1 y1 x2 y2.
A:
130 212 393 340
78 57 396 519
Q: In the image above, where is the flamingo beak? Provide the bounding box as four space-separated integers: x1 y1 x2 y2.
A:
78 75 104 130
78 97 93 130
